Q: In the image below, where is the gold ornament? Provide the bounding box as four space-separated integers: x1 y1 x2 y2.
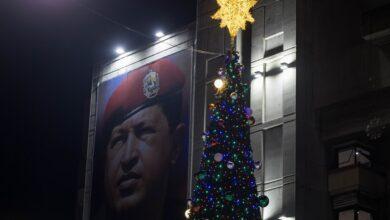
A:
208 103 216 110
211 0 258 38
230 92 238 100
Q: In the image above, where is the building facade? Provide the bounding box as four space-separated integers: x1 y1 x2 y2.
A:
297 0 390 219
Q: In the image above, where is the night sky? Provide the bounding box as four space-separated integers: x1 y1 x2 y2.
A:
0 0 196 219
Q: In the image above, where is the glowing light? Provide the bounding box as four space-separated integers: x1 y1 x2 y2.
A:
278 216 295 220
115 47 125 55
254 71 262 78
212 0 258 38
281 62 289 70
184 209 191 219
155 31 165 38
214 78 224 89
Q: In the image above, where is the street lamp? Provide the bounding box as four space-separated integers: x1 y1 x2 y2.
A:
155 31 164 38
115 47 125 55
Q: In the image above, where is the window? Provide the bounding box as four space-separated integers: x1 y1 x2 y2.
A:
338 147 371 168
357 210 373 220
338 210 373 220
265 71 283 122
339 210 354 220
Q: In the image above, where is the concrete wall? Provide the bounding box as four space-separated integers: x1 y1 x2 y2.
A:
192 0 296 219
300 1 390 110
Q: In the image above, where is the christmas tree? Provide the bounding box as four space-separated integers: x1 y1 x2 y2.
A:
187 51 262 219
185 0 270 218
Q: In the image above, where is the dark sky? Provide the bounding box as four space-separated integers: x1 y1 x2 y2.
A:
0 0 196 219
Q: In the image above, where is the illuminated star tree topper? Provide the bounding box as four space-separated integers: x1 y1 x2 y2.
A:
211 0 258 38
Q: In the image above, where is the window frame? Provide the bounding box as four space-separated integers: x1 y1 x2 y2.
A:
337 208 374 220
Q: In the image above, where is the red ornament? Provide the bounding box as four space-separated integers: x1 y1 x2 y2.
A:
218 120 225 128
192 206 200 212
247 116 255 125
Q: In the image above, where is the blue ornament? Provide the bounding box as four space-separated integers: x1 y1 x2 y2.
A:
225 55 231 64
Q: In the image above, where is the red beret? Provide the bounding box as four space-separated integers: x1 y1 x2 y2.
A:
102 58 185 127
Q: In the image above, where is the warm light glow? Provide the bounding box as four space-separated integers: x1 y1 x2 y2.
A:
212 0 258 38
278 216 295 220
254 71 262 78
115 47 125 55
155 31 164 38
214 78 224 89
184 209 191 219
280 62 289 70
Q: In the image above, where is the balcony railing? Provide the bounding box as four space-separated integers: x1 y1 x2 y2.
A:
328 165 386 197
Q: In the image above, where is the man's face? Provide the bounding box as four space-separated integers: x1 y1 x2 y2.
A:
104 105 178 214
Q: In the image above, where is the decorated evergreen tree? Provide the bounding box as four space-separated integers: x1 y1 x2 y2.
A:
187 51 262 219
185 0 270 219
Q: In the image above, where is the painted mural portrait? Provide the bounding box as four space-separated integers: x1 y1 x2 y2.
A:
91 51 191 220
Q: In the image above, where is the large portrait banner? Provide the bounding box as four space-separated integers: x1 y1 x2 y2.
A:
91 50 192 220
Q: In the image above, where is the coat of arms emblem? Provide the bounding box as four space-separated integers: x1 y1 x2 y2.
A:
143 71 160 98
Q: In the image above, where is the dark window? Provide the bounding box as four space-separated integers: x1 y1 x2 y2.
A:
338 209 373 220
337 147 371 168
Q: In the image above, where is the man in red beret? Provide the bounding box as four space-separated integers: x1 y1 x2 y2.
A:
94 59 186 220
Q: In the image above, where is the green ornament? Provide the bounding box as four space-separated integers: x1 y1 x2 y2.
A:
198 172 206 180
225 194 234 201
259 195 269 207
